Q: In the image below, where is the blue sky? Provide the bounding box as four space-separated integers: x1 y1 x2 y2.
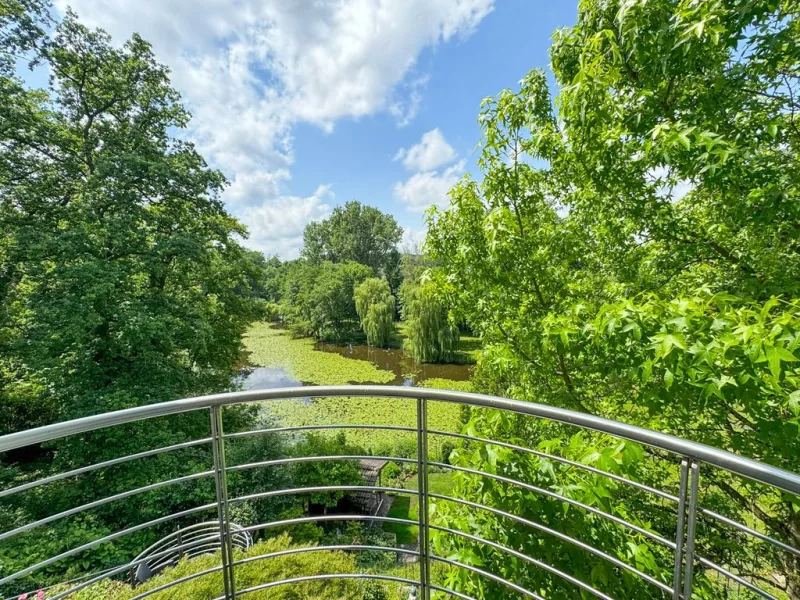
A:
53 0 578 257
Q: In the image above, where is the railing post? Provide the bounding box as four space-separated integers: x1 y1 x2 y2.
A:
672 459 690 600
416 396 431 600
210 406 235 600
672 458 700 600
682 462 701 600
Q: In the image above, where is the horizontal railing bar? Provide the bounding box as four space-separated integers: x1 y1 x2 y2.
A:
212 573 476 600
149 543 222 570
226 454 672 549
0 438 211 500
428 428 678 502
2 386 798 495
224 423 417 440
0 470 214 542
429 460 675 548
700 507 800 558
233 544 419 568
431 554 546 600
226 454 417 472
229 484 414 505
238 513 420 534
697 555 780 600
430 493 672 594
46 531 225 600
428 522 615 600
0 502 217 585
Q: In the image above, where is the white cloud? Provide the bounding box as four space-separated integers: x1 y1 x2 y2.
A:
54 0 494 256
388 75 430 128
238 185 334 259
401 226 427 253
393 159 465 212
395 128 457 172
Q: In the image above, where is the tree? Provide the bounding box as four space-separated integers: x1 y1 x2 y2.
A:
354 277 395 347
0 7 264 592
400 280 459 363
306 261 373 341
427 0 800 597
290 434 365 510
302 201 402 285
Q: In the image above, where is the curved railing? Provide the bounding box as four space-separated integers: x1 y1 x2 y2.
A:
129 521 253 585
1 386 799 600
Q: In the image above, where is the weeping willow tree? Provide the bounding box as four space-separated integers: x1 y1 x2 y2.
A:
400 281 459 363
353 277 395 347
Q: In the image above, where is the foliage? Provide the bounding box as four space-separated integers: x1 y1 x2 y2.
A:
54 535 364 599
426 0 800 596
302 201 402 287
290 433 365 508
306 262 373 341
0 6 266 594
400 281 459 363
354 278 395 347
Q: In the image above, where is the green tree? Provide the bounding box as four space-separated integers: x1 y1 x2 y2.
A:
304 261 373 341
427 0 800 597
400 280 459 363
354 277 395 347
290 433 365 510
302 201 402 285
0 6 265 592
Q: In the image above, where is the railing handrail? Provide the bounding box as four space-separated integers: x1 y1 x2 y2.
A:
2 385 799 496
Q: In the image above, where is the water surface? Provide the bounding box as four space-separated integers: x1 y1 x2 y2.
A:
313 342 472 385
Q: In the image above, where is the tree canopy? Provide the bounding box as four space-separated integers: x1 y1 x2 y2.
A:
0 6 267 590
302 200 402 284
427 0 800 596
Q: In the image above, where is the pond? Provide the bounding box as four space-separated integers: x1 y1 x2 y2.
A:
238 323 473 391
312 342 472 386
236 366 301 390
238 322 472 455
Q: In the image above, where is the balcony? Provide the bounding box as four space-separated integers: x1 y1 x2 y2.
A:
1 386 799 600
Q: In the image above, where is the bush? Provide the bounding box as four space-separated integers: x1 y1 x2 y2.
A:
53 535 364 599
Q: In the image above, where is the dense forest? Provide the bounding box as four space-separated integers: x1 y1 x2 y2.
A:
1 0 800 599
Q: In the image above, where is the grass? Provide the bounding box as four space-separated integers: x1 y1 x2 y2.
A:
384 472 454 545
243 322 474 455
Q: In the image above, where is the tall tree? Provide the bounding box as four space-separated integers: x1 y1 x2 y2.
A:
302 200 402 285
0 6 264 590
427 0 800 597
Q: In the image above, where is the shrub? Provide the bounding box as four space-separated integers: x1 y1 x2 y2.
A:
53 535 363 599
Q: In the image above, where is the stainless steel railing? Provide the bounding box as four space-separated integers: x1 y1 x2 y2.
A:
1 385 799 600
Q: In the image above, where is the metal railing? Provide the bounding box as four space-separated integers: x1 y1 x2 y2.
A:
1 385 799 600
129 521 252 585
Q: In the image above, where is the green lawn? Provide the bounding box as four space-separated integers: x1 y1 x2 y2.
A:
383 472 454 545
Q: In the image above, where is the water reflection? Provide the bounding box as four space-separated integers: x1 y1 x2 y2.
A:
313 342 472 385
236 366 301 390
